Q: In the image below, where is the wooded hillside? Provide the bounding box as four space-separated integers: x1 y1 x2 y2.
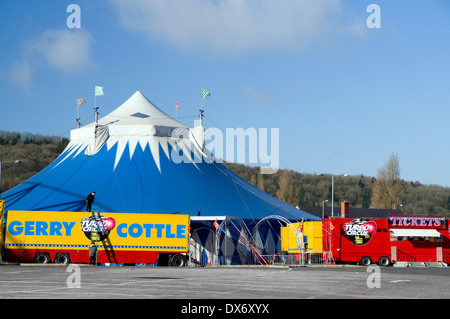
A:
1 131 450 217
0 131 68 192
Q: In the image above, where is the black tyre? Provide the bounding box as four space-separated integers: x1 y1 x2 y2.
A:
360 256 372 266
378 256 391 267
34 253 51 264
170 254 186 267
54 253 70 264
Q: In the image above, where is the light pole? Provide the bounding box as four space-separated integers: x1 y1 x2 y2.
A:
332 174 334 218
317 173 349 218
322 199 329 219
0 160 22 197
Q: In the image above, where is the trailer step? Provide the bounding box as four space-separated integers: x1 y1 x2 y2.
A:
426 262 447 267
394 261 448 267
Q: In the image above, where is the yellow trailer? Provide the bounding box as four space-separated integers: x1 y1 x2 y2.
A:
4 210 190 266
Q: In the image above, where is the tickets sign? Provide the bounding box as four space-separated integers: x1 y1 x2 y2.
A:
388 215 446 230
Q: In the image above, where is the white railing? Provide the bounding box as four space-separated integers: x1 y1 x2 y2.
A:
257 252 335 266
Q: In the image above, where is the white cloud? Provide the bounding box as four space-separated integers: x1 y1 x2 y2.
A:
8 28 94 93
28 29 94 72
110 0 363 56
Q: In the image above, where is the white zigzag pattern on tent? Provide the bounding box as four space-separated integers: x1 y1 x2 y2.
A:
54 137 203 173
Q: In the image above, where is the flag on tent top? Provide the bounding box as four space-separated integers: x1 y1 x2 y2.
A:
202 89 210 99
95 86 104 96
77 98 86 107
176 101 180 110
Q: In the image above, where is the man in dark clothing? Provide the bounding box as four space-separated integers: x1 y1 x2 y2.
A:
86 192 96 212
89 241 97 265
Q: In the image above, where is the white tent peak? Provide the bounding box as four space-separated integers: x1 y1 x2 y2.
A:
93 90 188 128
63 91 204 172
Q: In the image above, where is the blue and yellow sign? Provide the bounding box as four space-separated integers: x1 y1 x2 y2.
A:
5 211 189 252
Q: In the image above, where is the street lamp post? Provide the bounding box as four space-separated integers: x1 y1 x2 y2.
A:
332 174 334 218
0 160 22 197
317 173 349 218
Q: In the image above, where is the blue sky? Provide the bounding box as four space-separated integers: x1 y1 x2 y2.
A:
1 1 450 186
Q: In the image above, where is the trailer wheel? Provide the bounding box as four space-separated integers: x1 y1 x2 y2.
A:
169 254 186 267
34 253 51 264
360 256 372 266
54 253 71 264
378 256 391 267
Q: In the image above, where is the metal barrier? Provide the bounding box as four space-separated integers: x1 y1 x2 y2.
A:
188 239 212 267
259 252 335 266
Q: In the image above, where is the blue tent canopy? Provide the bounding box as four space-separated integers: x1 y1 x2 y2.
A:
2 91 319 223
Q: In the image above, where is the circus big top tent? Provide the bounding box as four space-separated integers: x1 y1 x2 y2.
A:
2 91 318 224
2 91 321 265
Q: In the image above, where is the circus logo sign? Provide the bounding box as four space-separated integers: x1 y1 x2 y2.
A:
81 214 116 242
343 219 377 246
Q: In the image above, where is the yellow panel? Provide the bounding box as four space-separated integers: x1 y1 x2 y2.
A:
280 221 323 253
280 222 303 253
5 211 189 252
304 221 323 253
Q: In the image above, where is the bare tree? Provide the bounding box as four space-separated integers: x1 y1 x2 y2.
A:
371 153 404 209
276 170 299 206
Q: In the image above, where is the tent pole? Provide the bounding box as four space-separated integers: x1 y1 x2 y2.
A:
94 93 98 125
77 103 80 128
94 107 99 125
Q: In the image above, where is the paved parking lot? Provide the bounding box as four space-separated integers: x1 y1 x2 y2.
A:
1 264 449 303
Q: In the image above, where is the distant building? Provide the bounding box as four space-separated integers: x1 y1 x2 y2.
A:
300 201 403 220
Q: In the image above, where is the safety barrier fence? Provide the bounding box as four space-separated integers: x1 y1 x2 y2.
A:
188 252 336 267
188 240 211 267
189 216 333 267
257 252 335 266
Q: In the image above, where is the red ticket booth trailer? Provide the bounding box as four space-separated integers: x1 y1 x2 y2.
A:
323 218 392 266
323 215 450 266
388 215 450 264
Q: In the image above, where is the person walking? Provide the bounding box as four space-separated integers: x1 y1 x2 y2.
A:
86 192 96 212
89 241 97 265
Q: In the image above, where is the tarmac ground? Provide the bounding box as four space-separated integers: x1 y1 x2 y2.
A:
1 263 449 302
